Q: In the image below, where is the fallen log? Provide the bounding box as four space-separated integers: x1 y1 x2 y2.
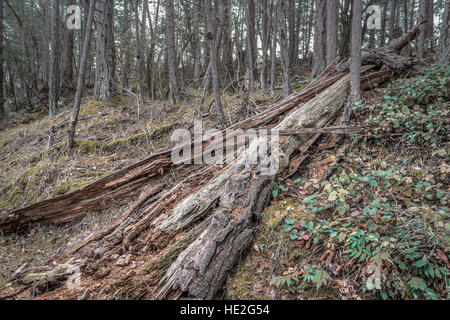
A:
2 66 390 300
0 59 347 231
0 23 424 300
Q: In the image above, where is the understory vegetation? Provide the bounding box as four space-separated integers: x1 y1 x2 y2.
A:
227 65 449 300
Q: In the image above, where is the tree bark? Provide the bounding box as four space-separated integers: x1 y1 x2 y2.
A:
0 0 4 119
388 0 398 43
206 0 227 128
48 0 60 116
244 0 257 90
193 0 201 88
342 0 362 125
94 0 116 101
67 0 96 153
312 0 326 77
380 0 387 47
260 0 271 92
166 0 181 104
270 0 278 96
418 0 427 59
278 0 292 99
326 0 338 66
61 0 76 94
437 0 450 64
133 0 144 99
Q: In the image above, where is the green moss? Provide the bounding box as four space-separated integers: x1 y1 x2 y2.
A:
149 123 178 139
227 264 255 299
261 201 296 230
52 182 86 197
24 162 48 184
110 95 126 106
103 132 146 152
81 100 105 116
79 139 103 154
0 200 11 209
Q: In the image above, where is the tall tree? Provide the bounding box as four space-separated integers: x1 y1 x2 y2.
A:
270 0 278 96
0 0 4 119
426 0 434 54
388 0 398 43
133 0 143 99
95 0 116 101
278 0 291 98
205 0 227 128
192 0 202 88
244 0 257 90
326 0 338 65
418 0 427 58
61 0 76 94
342 0 362 125
67 0 96 153
312 0 326 77
260 0 271 91
122 0 131 88
49 0 60 116
380 0 388 47
437 0 450 64
166 0 181 104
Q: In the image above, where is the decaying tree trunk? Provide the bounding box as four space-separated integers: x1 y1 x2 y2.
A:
0 23 424 232
0 24 425 301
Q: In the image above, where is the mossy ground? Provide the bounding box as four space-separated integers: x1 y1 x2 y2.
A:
0 87 276 292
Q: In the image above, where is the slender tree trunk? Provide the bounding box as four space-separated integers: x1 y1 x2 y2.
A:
260 0 271 92
418 0 427 58
388 0 398 43
403 0 409 34
270 0 278 96
342 0 362 125
437 0 450 64
0 0 4 119
312 0 326 77
206 0 227 128
305 0 314 59
287 0 296 64
49 0 60 116
380 0 387 46
193 0 201 88
244 0 257 90
95 0 116 101
61 0 75 94
278 0 291 99
409 0 416 32
67 0 96 153
326 0 338 65
123 0 131 88
166 0 181 104
134 0 143 99
426 0 434 54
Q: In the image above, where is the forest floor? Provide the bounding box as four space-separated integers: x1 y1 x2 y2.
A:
0 84 281 292
0 66 448 299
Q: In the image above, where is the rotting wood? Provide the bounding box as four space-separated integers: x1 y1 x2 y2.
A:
0 23 425 301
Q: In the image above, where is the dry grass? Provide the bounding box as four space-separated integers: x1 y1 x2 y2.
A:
0 87 275 292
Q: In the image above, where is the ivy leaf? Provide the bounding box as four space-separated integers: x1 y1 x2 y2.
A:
369 180 379 188
415 260 427 268
285 217 294 225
